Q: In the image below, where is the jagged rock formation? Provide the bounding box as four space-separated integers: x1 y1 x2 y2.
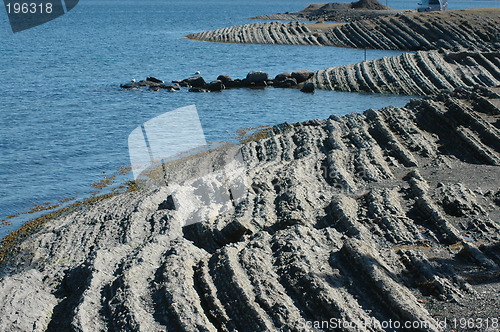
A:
188 10 500 52
1 87 499 331
311 50 500 95
188 10 500 96
188 21 316 46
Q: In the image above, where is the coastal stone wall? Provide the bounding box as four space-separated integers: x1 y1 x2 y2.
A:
1 87 499 331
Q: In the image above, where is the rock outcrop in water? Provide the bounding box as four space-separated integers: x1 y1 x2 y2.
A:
311 50 500 95
188 10 500 52
1 87 499 331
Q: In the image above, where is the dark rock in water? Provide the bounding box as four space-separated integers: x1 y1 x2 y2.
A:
217 75 233 84
120 82 139 89
181 76 207 88
274 77 297 88
243 79 267 88
253 80 268 87
284 78 298 87
291 70 314 83
120 70 310 93
300 82 315 93
146 76 164 84
225 79 243 88
151 82 165 88
189 87 209 92
246 71 269 83
275 72 291 82
137 80 163 87
206 80 225 92
190 76 206 88
154 84 181 91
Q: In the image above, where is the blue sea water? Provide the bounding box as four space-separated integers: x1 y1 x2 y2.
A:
0 0 498 238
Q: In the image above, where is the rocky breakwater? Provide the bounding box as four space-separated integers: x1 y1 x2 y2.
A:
1 87 499 331
120 76 182 92
188 9 500 52
120 70 316 93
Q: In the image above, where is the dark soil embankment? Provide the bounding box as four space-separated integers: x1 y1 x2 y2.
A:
254 0 399 22
351 0 390 10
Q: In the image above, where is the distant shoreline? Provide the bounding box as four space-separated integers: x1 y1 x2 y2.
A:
188 8 500 52
187 8 500 96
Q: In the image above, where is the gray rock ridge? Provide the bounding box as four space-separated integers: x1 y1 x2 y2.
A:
187 10 500 52
122 70 318 93
187 10 500 96
1 87 499 331
311 51 500 95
